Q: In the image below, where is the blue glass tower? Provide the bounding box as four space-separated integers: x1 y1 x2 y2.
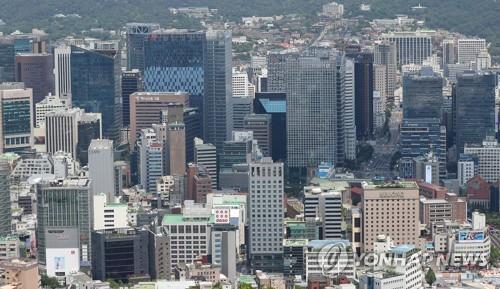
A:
70 46 122 142
143 30 206 111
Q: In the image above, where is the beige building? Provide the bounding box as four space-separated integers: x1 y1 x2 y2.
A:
420 193 467 229
167 122 186 175
361 181 420 252
0 259 39 289
129 92 187 146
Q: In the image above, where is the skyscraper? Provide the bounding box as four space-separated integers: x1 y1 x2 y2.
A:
442 39 457 67
36 177 92 266
457 38 486 66
243 114 272 157
138 129 163 192
45 108 80 159
374 41 397 102
143 30 206 110
381 31 434 66
129 92 187 146
0 157 11 236
70 45 122 142
54 46 71 100
121 70 142 127
15 53 54 106
167 122 186 175
204 30 232 152
0 36 15 82
88 139 115 201
402 68 443 119
194 138 217 190
0 85 33 153
455 71 496 154
348 52 374 140
125 23 160 71
253 92 287 161
285 52 338 168
248 158 284 272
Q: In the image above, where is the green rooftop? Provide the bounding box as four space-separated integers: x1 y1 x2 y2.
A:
284 238 308 247
134 282 156 289
163 214 212 224
239 275 255 284
363 181 418 190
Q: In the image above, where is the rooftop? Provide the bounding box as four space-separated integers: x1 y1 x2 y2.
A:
162 213 212 224
363 181 418 190
388 244 418 255
307 239 350 250
284 238 308 247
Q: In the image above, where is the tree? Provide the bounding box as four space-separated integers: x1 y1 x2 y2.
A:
491 246 500 265
425 268 436 286
41 275 60 289
239 284 253 289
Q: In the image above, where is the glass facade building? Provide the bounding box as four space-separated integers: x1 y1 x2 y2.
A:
400 118 447 179
126 23 160 71
0 87 33 153
0 158 10 236
143 31 206 111
403 68 443 119
0 37 15 82
254 92 287 161
36 178 92 266
455 71 496 154
70 46 122 142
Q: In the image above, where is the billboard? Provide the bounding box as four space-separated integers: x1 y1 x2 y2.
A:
458 230 485 242
46 248 79 277
214 208 230 224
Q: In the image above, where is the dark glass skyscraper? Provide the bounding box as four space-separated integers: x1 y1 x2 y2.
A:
70 46 122 142
403 68 443 119
348 52 374 140
0 37 15 82
455 71 496 154
126 23 160 71
15 53 54 105
203 30 232 152
254 92 287 161
121 70 142 127
144 30 206 111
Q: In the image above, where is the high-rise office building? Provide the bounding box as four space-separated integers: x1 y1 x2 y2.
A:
184 107 202 163
348 52 374 140
15 53 54 106
88 139 115 200
143 30 206 110
121 70 142 127
129 92 187 146
70 45 122 142
362 181 420 252
381 31 434 66
194 138 217 190
204 30 232 152
248 158 284 272
167 122 186 175
125 23 160 71
402 67 443 119
374 41 397 102
442 39 457 67
232 70 251 97
243 114 272 157
464 135 500 183
138 129 163 192
54 45 71 100
0 86 33 153
45 108 80 158
186 163 212 203
254 92 287 161
455 71 496 154
304 189 342 239
76 113 102 165
400 118 447 179
0 157 11 236
0 36 15 82
457 38 486 66
231 96 253 131
36 178 92 266
285 52 338 168
267 52 292 92
34 94 68 127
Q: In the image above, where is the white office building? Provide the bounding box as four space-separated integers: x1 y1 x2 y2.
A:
88 139 115 201
304 188 342 239
35 94 68 127
45 108 80 159
464 135 500 183
457 155 476 186
305 240 355 280
248 158 284 272
93 193 128 230
138 129 163 192
381 31 434 65
457 38 486 67
54 45 72 101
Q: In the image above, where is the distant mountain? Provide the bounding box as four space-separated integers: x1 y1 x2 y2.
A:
1 0 499 57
